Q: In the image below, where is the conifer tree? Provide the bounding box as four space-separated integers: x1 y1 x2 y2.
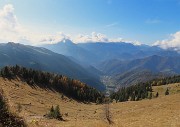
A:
165 88 169 95
131 94 135 101
156 92 159 97
136 96 139 101
115 95 118 103
48 106 55 118
47 105 62 120
149 92 152 99
54 105 62 120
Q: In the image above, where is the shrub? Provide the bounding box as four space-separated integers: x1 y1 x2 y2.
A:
47 105 63 120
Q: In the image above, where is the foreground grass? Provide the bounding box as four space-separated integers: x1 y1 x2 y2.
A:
0 89 26 127
0 77 179 127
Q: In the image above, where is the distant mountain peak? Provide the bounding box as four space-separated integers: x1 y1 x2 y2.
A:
7 42 16 45
56 39 74 45
6 42 21 47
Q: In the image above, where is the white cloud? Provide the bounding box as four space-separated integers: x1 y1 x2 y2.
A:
73 32 141 45
0 4 17 30
153 31 180 49
0 4 26 42
0 4 66 45
39 32 70 44
109 37 124 42
74 32 109 43
0 4 141 46
129 40 141 46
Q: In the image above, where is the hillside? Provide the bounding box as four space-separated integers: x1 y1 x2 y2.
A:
102 69 170 90
0 66 104 102
110 83 180 127
99 55 180 88
0 42 105 90
98 55 180 75
42 39 98 66
0 88 26 127
0 77 179 127
0 77 107 127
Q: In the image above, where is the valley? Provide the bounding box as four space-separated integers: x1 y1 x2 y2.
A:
0 1 180 127
41 40 180 89
1 42 180 127
1 42 180 91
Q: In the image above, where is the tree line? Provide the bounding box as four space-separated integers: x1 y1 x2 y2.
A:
150 75 180 86
0 65 178 104
110 82 152 102
110 74 180 102
0 65 104 103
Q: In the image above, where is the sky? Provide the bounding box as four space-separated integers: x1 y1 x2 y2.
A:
0 0 180 48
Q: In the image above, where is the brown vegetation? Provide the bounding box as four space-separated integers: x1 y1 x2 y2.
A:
0 77 179 127
0 88 26 127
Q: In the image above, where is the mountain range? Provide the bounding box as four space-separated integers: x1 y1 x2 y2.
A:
1 40 180 91
41 40 180 89
99 55 180 88
0 42 105 90
42 39 179 67
98 55 180 75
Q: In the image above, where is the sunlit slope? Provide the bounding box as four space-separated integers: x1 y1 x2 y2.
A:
110 83 180 127
0 77 179 127
0 77 108 127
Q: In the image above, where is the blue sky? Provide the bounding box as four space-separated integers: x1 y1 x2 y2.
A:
0 0 180 46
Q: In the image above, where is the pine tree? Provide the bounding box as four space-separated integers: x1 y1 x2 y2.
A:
47 105 62 120
54 105 62 120
48 106 55 118
149 92 152 99
165 88 169 95
96 98 100 104
115 95 118 103
156 92 159 97
136 96 139 101
130 93 135 101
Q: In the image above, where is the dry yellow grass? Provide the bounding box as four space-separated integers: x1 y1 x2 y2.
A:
0 77 180 127
153 83 180 96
